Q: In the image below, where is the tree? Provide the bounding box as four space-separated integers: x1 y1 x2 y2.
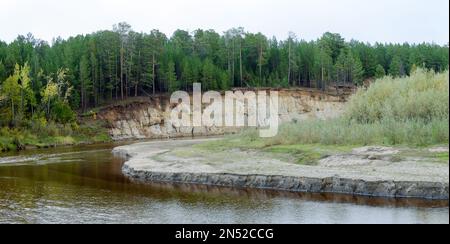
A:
237 29 244 87
113 22 132 99
335 51 347 84
0 63 35 123
166 61 179 93
143 30 167 94
1 72 21 122
389 55 405 77
335 49 364 85
297 41 315 87
352 55 364 85
0 61 6 82
350 41 378 79
79 55 90 112
41 69 74 121
202 59 217 90
224 30 235 86
218 70 231 90
51 100 75 124
314 47 334 90
18 63 34 115
55 68 74 104
181 56 201 91
287 32 296 85
41 78 58 118
319 32 346 62
256 33 268 85
225 28 245 86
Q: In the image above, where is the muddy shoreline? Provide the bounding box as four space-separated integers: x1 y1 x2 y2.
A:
114 139 449 200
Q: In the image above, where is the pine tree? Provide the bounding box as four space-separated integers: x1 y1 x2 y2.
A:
374 64 386 79
0 61 6 82
79 55 90 112
335 50 348 84
202 59 217 90
314 47 333 90
389 56 405 77
351 53 364 85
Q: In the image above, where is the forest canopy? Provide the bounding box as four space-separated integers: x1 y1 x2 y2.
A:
0 23 448 122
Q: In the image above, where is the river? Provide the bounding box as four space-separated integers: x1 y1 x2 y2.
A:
0 141 448 224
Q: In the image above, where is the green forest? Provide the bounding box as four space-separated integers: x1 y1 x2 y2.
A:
0 23 448 151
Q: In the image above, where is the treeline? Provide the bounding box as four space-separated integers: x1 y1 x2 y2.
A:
0 23 448 117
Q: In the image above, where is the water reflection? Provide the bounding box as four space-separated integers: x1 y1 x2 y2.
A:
0 142 448 224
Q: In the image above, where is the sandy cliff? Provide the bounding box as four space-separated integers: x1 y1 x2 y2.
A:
98 89 348 140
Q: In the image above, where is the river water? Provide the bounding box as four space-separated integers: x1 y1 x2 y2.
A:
0 142 448 224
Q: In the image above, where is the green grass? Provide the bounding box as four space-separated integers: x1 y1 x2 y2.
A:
432 152 449 162
0 120 112 152
196 137 355 165
265 145 330 165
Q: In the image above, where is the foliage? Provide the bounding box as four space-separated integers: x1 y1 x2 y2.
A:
374 64 386 79
0 120 111 152
0 25 447 112
222 70 449 147
51 101 76 124
345 69 449 123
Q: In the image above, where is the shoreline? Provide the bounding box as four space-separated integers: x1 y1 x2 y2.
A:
122 164 449 200
114 139 449 200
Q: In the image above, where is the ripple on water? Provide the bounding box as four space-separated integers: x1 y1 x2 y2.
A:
0 149 110 166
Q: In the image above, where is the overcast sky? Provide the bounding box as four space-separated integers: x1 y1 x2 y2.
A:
0 0 448 44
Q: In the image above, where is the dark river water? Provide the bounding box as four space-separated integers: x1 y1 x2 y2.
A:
0 142 448 224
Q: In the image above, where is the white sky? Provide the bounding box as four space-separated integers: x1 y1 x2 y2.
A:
0 0 448 44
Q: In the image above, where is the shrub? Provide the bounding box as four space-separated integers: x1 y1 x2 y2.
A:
345 69 449 123
51 101 76 124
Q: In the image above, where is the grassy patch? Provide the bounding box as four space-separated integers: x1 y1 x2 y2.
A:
0 120 112 152
266 145 323 165
172 148 207 158
264 144 354 165
195 139 355 166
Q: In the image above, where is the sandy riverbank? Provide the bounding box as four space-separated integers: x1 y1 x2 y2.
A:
113 139 449 200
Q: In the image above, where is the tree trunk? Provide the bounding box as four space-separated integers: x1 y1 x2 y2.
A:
47 100 51 119
120 43 124 100
152 53 156 95
21 87 24 116
288 38 291 85
92 59 97 107
239 41 243 87
127 51 133 99
81 81 84 113
259 41 263 84
11 99 14 122
232 39 235 86
114 53 118 100
228 43 232 86
136 51 140 97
